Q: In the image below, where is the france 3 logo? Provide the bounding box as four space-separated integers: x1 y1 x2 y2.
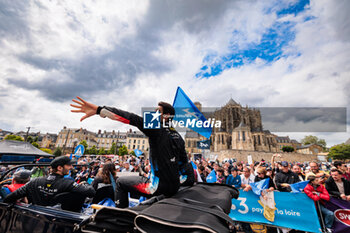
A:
143 110 161 129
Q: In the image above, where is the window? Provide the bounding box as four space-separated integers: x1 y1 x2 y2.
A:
129 139 131 143
237 132 240 141
142 145 144 150
133 145 135 149
128 145 130 149
134 139 136 143
138 139 140 144
242 131 246 141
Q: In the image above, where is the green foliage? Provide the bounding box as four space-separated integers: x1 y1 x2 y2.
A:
130 150 136 156
108 142 117 155
4 135 24 141
118 145 128 156
282 145 294 152
40 148 52 154
79 140 88 154
53 147 62 157
98 147 107 155
27 136 33 143
31 142 39 148
328 143 350 161
301 135 326 149
87 145 98 155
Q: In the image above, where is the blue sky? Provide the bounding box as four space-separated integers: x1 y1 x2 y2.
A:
0 0 349 146
196 0 310 78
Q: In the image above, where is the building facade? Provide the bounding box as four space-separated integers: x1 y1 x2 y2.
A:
96 130 127 149
55 127 97 154
126 131 149 153
41 133 58 149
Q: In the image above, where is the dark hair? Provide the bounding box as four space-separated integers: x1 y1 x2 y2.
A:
333 161 343 168
158 102 175 120
198 165 205 172
96 163 116 184
308 175 316 182
331 168 343 175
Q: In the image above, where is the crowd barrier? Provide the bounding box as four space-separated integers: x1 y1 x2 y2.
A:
230 191 322 232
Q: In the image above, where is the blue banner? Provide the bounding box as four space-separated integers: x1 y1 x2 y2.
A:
173 87 212 138
230 191 322 232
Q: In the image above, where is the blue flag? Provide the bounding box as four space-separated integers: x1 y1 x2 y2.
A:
190 161 198 170
250 178 270 196
290 180 309 193
197 139 210 149
173 87 212 138
134 149 143 157
206 169 217 183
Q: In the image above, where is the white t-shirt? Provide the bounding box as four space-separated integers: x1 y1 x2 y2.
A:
240 174 255 185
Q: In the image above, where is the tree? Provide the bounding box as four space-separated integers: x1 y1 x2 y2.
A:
31 142 39 148
27 136 33 143
87 145 98 155
282 146 294 152
40 148 52 154
79 140 88 154
98 148 106 155
4 135 24 141
301 135 327 149
53 147 62 157
108 142 117 155
328 144 350 161
130 150 136 156
118 145 128 156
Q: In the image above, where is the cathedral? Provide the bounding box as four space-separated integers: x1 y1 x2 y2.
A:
185 99 279 153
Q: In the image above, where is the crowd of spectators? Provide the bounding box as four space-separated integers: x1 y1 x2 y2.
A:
1 153 350 233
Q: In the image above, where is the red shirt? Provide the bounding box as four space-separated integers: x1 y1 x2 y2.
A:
4 183 25 192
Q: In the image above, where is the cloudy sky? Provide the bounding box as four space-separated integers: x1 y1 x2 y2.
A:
0 0 349 147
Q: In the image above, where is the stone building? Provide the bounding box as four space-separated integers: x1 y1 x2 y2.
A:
296 144 323 155
96 130 127 149
55 127 97 154
126 130 149 154
41 133 58 150
184 99 309 154
209 99 278 152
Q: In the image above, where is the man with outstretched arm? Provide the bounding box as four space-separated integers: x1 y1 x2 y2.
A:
70 97 194 208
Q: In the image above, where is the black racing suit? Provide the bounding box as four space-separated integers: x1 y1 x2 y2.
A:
4 173 95 206
97 106 194 207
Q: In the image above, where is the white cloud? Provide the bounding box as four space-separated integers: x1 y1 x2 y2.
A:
0 0 349 147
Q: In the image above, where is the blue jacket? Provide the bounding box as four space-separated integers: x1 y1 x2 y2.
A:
226 174 241 188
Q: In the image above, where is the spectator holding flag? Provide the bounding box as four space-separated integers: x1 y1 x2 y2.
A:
304 175 334 232
275 161 300 192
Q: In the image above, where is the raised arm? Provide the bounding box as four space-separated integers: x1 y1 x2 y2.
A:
70 96 156 137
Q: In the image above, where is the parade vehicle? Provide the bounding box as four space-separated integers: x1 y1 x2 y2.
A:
0 163 239 233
